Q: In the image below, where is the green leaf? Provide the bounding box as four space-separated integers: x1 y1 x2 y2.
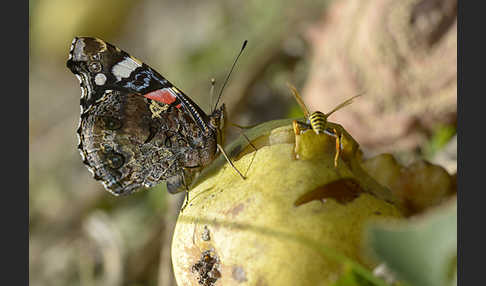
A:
332 265 381 286
366 200 457 286
423 125 456 159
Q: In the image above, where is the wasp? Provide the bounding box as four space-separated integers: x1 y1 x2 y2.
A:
287 83 362 167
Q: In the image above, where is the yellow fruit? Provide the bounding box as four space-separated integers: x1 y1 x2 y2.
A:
172 121 402 286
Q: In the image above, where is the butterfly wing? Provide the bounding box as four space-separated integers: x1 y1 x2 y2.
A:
67 37 219 195
67 37 213 133
76 90 185 195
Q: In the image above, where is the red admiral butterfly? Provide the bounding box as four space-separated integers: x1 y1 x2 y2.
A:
67 37 243 196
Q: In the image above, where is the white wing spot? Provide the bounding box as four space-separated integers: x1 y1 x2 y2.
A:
94 73 107 86
112 57 142 81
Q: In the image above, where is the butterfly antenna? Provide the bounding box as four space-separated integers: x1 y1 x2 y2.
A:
213 40 248 112
209 78 216 112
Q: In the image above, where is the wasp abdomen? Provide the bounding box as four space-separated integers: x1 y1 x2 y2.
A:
308 111 328 134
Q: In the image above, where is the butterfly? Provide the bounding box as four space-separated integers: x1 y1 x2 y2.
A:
67 37 244 196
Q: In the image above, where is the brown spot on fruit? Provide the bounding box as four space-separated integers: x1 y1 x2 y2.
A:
232 266 248 282
256 276 268 286
191 250 221 286
226 203 245 217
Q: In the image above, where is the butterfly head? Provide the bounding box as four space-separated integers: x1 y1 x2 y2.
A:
209 104 227 146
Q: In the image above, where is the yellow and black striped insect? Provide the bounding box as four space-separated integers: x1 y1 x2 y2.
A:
287 83 362 167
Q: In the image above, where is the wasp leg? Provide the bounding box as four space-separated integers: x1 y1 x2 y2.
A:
292 120 301 135
323 128 342 168
293 120 311 135
293 120 312 160
333 128 342 168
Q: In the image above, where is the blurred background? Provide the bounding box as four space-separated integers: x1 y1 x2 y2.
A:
29 0 457 285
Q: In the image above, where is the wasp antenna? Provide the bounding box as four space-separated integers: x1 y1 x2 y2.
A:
213 40 248 112
325 93 364 118
287 82 310 118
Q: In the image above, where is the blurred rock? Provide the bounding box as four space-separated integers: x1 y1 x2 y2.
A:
301 0 457 153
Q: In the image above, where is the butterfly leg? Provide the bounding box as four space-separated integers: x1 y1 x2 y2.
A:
240 132 258 177
226 124 258 177
180 173 191 212
217 144 246 180
181 189 190 212
229 122 258 153
241 132 257 152
166 172 191 212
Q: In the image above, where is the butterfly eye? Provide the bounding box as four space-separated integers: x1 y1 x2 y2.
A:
89 61 102 73
102 116 122 130
106 152 125 169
